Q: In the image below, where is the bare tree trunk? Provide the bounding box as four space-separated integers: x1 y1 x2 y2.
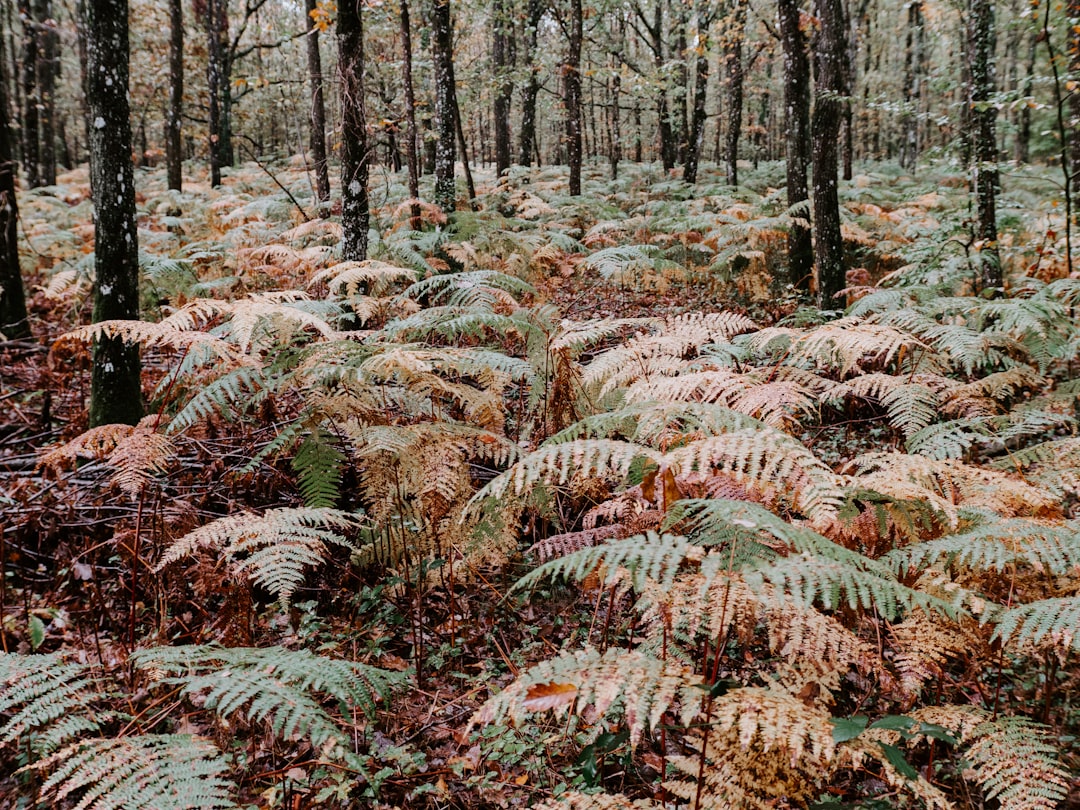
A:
166 0 183 190
683 8 709 185
85 0 142 426
206 0 227 186
779 0 812 291
18 0 39 187
811 0 850 307
672 0 689 163
518 0 542 166
1070 0 1079 211
399 0 421 227
432 0 456 211
492 0 513 178
34 0 55 185
452 93 476 203
722 5 745 187
304 0 329 204
565 0 583 195
899 0 923 170
609 59 622 179
0 47 29 339
1014 29 1036 164
968 0 1000 291
338 0 369 260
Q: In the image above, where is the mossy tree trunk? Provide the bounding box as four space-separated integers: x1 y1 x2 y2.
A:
779 0 813 292
166 0 183 190
86 0 142 427
432 0 456 212
0 48 30 340
968 0 1000 291
305 0 329 205
565 0 583 195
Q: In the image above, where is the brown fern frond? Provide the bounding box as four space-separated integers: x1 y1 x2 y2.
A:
530 525 624 562
41 416 174 496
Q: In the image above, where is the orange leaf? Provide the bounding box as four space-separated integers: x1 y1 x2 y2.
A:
523 682 577 712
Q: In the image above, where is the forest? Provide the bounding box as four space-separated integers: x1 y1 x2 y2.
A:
1 0 1079 806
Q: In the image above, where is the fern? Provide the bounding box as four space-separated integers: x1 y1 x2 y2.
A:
292 426 345 508
157 507 362 607
0 652 102 754
31 735 236 810
992 596 1080 652
134 645 405 747
470 646 699 746
962 717 1071 810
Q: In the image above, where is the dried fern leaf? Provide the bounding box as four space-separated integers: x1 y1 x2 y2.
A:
470 647 699 746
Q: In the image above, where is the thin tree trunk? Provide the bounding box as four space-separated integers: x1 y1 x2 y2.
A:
452 93 476 203
779 0 812 291
899 0 923 170
609 63 622 179
672 0 689 163
968 0 999 290
1015 29 1036 164
811 0 849 307
166 0 183 190
206 0 226 186
432 0 456 212
683 9 709 185
400 0 420 227
85 0 142 426
34 0 55 185
649 1 676 170
492 0 513 177
565 0 583 194
305 0 330 204
722 1 746 186
18 0 39 187
0 46 29 339
518 0 541 166
1070 0 1079 211
338 0 369 260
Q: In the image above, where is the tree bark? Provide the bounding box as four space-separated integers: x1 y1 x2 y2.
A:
34 0 55 185
166 0 183 190
779 0 812 291
811 0 850 307
492 0 513 178
565 0 582 195
899 0 923 170
683 9 709 185
609 63 622 179
18 0 39 187
338 0 369 260
0 47 29 339
722 3 746 187
1014 29 1035 164
206 0 228 186
968 0 999 291
305 0 329 204
431 0 456 212
518 0 542 166
1070 0 1079 209
85 0 142 426
399 0 420 227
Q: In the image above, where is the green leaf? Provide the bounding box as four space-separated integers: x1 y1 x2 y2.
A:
830 715 869 743
869 715 915 732
28 615 45 650
878 741 918 780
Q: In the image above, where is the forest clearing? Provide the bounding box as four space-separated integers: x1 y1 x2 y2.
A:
1 0 1080 807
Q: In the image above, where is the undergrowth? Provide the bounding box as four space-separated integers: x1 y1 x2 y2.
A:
2 157 1078 808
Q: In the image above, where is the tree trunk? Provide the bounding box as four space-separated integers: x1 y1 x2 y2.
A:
18 0 39 187
565 0 582 195
779 0 812 291
85 0 142 426
672 0 689 163
34 0 55 185
1070 0 1079 209
609 64 621 179
683 9 709 185
399 0 421 227
206 0 227 186
968 0 999 291
649 1 675 170
166 0 183 190
0 47 29 339
338 0 369 260
899 0 923 170
431 0 456 212
518 0 542 166
811 0 849 307
452 92 477 203
492 0 513 177
305 0 329 204
1014 29 1036 164
722 4 745 187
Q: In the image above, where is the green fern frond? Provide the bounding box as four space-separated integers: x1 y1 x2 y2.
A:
470 646 699 746
135 645 404 742
0 652 102 753
992 596 1080 652
157 507 361 607
166 365 267 434
32 734 236 810
292 426 345 508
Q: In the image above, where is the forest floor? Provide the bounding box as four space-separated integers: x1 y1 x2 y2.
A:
2 157 1079 809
